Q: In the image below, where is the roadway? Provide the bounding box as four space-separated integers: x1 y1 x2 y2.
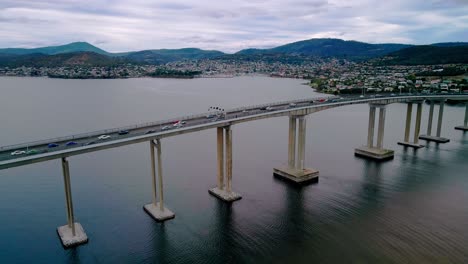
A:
1 93 467 170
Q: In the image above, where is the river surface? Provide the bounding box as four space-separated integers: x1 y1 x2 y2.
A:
0 76 467 263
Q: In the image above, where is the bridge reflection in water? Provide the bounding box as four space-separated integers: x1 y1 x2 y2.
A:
0 94 467 247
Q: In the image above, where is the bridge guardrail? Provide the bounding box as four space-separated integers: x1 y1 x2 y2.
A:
1 94 466 152
0 96 331 152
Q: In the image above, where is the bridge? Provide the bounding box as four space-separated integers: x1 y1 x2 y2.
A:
1 93 467 247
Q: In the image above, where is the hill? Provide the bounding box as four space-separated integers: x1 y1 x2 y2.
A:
377 45 468 65
236 38 412 60
0 42 110 56
123 48 225 64
0 52 127 67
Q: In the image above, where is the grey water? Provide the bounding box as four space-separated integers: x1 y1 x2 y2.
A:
0 76 467 263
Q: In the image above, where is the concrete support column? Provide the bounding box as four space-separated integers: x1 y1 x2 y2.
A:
436 100 445 137
296 116 306 170
367 106 376 148
143 139 175 222
209 126 241 201
155 139 164 212
288 117 297 169
413 103 422 144
427 101 435 136
457 102 468 131
376 107 386 149
420 100 450 143
61 158 75 235
225 126 233 193
57 157 88 248
404 103 413 142
273 115 319 183
355 104 394 160
216 127 224 190
150 141 157 205
465 103 468 127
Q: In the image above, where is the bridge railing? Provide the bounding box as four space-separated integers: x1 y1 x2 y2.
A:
0 96 330 152
1 94 466 152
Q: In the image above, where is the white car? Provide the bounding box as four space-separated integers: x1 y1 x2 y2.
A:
266 106 274 111
289 103 297 107
161 126 170 130
98 135 111 140
10 150 26 156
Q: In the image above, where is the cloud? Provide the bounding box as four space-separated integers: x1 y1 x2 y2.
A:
0 0 467 52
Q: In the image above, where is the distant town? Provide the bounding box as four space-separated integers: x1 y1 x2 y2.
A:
0 59 466 94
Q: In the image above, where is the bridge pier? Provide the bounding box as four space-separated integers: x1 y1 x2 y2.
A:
144 139 175 221
419 100 450 143
398 102 424 148
455 102 468 131
209 126 242 202
355 104 394 160
57 157 88 248
274 115 319 183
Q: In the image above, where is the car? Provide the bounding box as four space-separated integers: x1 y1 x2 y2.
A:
118 130 129 135
317 98 327 103
161 126 170 130
66 141 78 146
98 135 111 140
10 150 26 156
26 149 38 155
289 103 297 107
359 95 365 98
242 109 249 113
265 106 274 111
85 141 96 146
145 130 156 134
390 93 396 96
181 121 186 124
48 143 59 148
206 114 216 119
375 94 383 97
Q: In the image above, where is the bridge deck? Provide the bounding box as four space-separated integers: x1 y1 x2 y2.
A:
1 94 467 170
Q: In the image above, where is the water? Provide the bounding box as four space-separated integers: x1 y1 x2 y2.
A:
0 76 467 263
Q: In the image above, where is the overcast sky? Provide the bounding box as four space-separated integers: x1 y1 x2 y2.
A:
0 0 467 53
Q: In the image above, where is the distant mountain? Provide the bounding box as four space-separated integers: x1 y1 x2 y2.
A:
0 42 109 56
377 45 468 65
0 52 127 67
1 39 467 67
123 48 225 64
430 42 468 47
236 38 413 60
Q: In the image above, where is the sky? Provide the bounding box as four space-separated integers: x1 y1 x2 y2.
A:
0 0 467 53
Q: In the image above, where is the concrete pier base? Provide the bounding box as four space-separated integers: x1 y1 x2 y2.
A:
455 126 468 131
273 167 319 183
144 203 175 222
355 146 394 160
57 223 88 248
209 187 242 202
418 135 450 143
397 141 424 148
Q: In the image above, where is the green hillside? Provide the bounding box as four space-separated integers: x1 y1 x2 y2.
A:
377 45 468 65
0 42 109 55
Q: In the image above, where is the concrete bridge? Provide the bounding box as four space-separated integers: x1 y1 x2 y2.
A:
0 93 467 248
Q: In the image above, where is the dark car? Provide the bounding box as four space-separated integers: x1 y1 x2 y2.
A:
66 141 78 146
145 130 156 134
47 143 59 148
118 130 129 135
85 141 96 146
